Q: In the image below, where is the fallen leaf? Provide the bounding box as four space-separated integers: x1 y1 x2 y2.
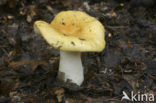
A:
9 60 46 71
54 88 65 102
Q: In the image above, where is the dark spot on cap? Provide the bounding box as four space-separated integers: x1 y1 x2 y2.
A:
63 34 68 36
62 22 65 25
79 38 86 41
72 23 75 26
71 41 75 46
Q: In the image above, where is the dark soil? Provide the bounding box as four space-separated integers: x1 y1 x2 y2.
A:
0 0 155 103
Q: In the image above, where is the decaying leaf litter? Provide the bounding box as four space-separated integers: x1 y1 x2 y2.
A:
0 0 155 103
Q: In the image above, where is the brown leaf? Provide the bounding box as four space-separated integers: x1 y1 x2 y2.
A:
9 60 46 71
54 87 65 102
65 98 75 103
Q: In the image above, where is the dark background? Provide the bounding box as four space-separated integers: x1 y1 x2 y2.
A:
0 0 155 103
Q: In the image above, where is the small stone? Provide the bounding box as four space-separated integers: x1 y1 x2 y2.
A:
108 33 112 38
120 3 124 7
47 5 53 12
7 15 14 19
100 6 108 12
83 2 90 11
27 15 32 23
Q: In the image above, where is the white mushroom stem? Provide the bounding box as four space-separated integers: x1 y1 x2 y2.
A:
58 51 84 86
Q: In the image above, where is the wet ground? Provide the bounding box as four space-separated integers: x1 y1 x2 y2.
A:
0 0 156 103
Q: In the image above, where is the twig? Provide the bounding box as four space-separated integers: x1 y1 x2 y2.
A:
106 26 128 29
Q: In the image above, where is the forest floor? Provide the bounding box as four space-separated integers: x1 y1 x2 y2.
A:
0 0 156 103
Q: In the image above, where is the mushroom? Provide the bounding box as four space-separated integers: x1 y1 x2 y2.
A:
34 11 106 86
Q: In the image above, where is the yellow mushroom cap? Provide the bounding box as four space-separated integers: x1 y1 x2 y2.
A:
34 10 106 52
